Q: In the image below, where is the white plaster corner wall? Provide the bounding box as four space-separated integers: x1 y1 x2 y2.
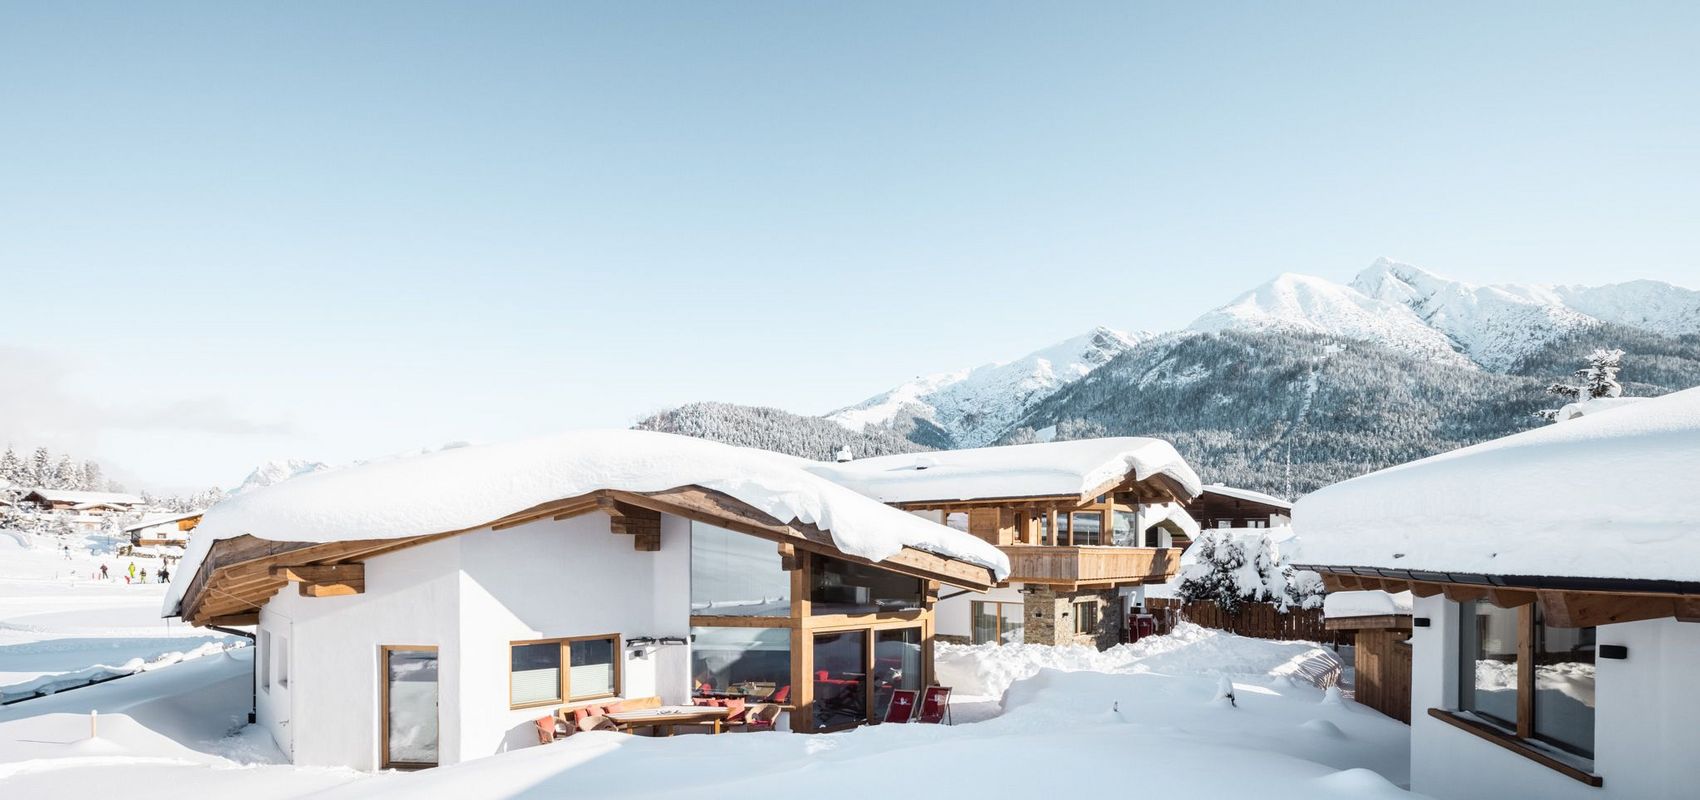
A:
1408 594 1700 800
454 512 692 760
934 583 1025 640
649 513 692 706
270 537 463 770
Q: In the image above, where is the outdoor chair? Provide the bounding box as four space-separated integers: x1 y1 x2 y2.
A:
744 703 782 732
535 715 558 744
915 686 952 724
881 689 918 724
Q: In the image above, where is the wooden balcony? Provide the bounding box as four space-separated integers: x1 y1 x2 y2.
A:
999 545 1181 589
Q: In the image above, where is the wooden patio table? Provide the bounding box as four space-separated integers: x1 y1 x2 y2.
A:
606 705 732 736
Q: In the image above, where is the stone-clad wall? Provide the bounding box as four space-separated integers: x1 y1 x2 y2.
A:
1023 586 1122 649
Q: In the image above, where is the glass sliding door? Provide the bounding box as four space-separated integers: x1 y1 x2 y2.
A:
812 630 867 730
382 646 439 769
872 627 923 721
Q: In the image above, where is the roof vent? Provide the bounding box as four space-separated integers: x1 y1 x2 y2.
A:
912 456 938 471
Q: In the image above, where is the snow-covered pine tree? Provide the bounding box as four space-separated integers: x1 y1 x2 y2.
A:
1538 347 1626 421
81 460 105 492
1576 348 1625 399
0 447 22 485
1176 529 1249 614
29 447 53 488
51 455 81 490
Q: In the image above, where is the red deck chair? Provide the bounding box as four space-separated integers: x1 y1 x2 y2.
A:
915 686 951 724
881 689 919 724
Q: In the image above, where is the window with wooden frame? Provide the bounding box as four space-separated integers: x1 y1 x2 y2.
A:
970 600 1024 645
1073 600 1099 636
1441 600 1599 784
509 634 622 709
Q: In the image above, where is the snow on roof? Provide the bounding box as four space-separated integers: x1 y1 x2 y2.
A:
806 438 1202 504
122 510 204 532
24 489 145 505
1323 590 1413 620
1555 396 1648 422
165 430 1010 615
1292 386 1700 583
1201 484 1292 509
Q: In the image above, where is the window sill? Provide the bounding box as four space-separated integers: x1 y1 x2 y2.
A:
1426 709 1601 787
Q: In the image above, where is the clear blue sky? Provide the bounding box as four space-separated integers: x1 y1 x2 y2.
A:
3 2 1698 490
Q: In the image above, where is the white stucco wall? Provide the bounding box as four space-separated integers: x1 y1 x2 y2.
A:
253 512 694 770
1408 593 1700 800
935 583 1026 641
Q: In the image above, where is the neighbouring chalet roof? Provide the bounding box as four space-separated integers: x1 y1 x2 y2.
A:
1292 386 1700 586
806 438 1203 506
22 489 146 506
123 510 204 533
1554 395 1648 422
1199 484 1292 510
165 430 1011 622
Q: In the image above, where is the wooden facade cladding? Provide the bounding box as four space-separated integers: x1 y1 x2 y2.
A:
1001 545 1181 589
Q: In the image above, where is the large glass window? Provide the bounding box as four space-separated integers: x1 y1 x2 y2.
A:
1111 510 1138 546
1533 609 1596 758
809 555 923 615
1071 512 1102 546
873 628 923 721
971 600 1025 645
690 627 793 703
1458 601 1521 727
384 647 439 768
812 630 867 729
691 522 790 616
1056 513 1071 546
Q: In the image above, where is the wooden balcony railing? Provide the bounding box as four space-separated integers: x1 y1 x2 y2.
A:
999 545 1181 588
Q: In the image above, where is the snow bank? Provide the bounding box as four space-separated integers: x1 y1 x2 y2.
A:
0 642 236 704
1323 590 1413 620
936 623 1341 698
807 437 1202 504
167 430 1010 615
1555 395 1648 422
1293 386 1700 582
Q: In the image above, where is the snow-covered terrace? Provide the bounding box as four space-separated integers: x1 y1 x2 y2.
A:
805 437 1203 505
1292 386 1700 588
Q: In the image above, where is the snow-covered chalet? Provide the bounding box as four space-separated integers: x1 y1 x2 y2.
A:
1292 385 1700 799
163 430 1008 770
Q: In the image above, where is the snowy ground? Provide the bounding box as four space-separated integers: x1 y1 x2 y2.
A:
0 530 235 699
1 527 1419 798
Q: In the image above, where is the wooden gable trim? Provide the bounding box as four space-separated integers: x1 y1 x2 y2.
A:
178 485 997 626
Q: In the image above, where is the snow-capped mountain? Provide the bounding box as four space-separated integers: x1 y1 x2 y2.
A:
1192 258 1700 371
229 458 332 496
827 326 1150 447
1188 271 1474 367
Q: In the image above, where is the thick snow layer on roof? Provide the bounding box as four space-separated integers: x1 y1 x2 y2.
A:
165 430 1009 615
24 489 144 506
1201 484 1292 509
1323 590 1413 619
807 438 1202 504
1293 386 1700 582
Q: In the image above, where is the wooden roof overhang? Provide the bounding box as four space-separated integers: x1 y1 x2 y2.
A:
1300 564 1700 628
890 471 1194 513
175 485 1000 627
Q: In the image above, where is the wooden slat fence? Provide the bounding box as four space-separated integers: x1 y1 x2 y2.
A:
1145 598 1353 648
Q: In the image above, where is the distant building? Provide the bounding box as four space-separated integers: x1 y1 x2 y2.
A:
1190 484 1291 529
124 511 204 549
19 489 146 513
